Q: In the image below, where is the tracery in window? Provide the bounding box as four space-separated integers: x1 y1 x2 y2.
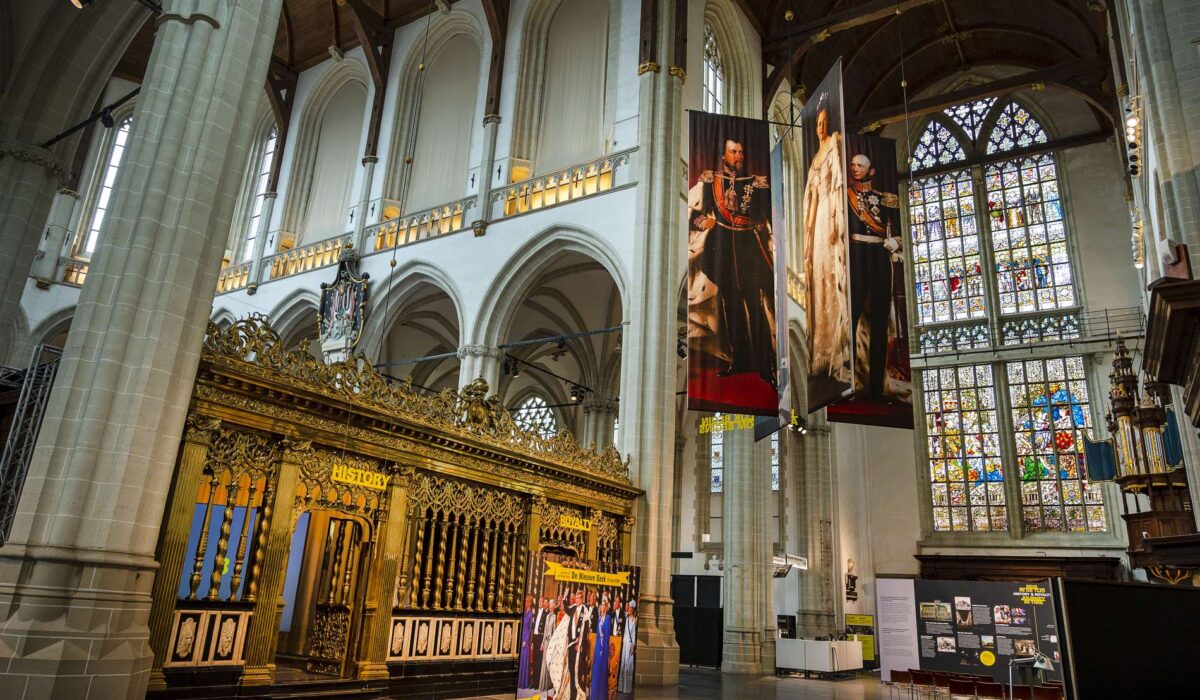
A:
944 97 996 140
986 154 1074 314
702 25 725 114
910 119 966 171
242 127 277 261
710 412 724 493
770 432 780 492
925 364 1006 532
1007 356 1105 532
83 116 133 255
908 170 987 326
513 396 557 439
986 101 1048 154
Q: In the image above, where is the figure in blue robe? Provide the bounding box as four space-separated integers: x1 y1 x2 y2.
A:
590 599 613 700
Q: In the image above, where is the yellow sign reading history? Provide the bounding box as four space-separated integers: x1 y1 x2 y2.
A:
331 464 389 491
544 561 630 587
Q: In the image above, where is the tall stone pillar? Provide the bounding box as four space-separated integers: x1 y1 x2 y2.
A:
582 397 619 449
0 2 283 698
246 192 278 293
721 425 773 674
795 417 836 637
457 344 504 391
31 187 81 288
0 145 64 361
618 0 684 687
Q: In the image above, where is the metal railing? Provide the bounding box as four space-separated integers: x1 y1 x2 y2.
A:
912 306 1145 358
59 257 89 286
216 260 251 293
489 148 636 220
367 196 475 253
263 233 352 282
0 345 62 545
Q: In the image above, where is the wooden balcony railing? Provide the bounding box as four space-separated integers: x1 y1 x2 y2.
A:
216 260 251 293
264 233 352 282
59 257 89 287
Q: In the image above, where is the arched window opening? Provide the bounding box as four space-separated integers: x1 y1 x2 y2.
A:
82 116 133 255
513 395 557 439
405 35 480 213
909 97 1103 534
535 0 608 175
242 127 277 261
702 24 725 114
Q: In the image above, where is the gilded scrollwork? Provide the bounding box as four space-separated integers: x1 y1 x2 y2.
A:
184 414 221 446
298 448 386 517
202 316 631 483
408 473 525 525
205 426 279 480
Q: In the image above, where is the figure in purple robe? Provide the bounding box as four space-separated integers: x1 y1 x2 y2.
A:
518 595 534 687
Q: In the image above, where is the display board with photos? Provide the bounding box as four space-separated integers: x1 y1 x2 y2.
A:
517 552 641 700
877 578 1062 683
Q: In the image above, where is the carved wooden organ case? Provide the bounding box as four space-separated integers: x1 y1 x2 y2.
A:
147 316 640 689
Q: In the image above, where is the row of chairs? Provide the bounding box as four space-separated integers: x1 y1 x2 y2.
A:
885 669 1065 700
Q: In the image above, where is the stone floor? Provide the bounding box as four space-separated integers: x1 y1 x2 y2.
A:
467 667 887 699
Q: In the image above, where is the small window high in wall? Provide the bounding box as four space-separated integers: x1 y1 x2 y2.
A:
81 116 133 255
242 127 277 261
513 395 557 439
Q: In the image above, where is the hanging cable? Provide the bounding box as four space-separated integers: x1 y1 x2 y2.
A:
896 3 915 170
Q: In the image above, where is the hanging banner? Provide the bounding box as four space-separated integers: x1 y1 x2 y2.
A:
687 112 780 416
802 59 853 413
828 134 913 428
753 143 795 442
518 553 641 699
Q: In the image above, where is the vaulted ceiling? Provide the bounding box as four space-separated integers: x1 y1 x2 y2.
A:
742 0 1119 130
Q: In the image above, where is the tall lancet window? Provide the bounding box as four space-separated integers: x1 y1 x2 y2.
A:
242 127 277 261
82 115 133 255
535 0 609 174
702 24 724 114
514 395 557 439
299 82 366 244
909 97 1104 534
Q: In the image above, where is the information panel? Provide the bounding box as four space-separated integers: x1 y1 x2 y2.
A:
877 578 1062 683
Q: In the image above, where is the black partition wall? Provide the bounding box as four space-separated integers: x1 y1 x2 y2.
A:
1054 579 1197 698
671 574 723 667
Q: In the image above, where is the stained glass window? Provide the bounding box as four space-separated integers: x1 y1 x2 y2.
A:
986 154 1074 314
924 364 1006 532
242 127 277 261
944 97 997 140
702 25 724 114
770 432 780 491
1007 356 1106 532
986 101 1048 154
710 412 724 493
513 396 557 439
82 116 133 255
908 170 987 324
910 119 967 171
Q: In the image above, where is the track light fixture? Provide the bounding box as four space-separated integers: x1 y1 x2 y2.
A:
501 356 520 378
99 108 114 129
569 384 587 402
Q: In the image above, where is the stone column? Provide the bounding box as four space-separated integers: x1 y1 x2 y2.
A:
582 397 618 450
246 192 277 293
619 0 684 687
353 156 378 253
795 418 836 638
0 143 65 361
472 114 501 237
31 187 80 288
457 344 504 391
356 464 413 679
720 425 772 674
0 2 283 698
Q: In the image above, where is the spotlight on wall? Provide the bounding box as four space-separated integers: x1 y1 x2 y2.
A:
70 0 95 8
99 108 114 128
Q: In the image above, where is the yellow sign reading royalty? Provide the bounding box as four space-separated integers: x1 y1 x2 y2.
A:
545 561 630 587
331 464 389 491
558 514 592 532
